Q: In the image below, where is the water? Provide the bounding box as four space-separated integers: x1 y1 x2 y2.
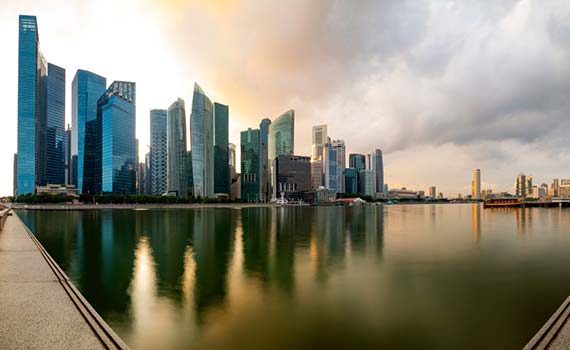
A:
16 204 570 349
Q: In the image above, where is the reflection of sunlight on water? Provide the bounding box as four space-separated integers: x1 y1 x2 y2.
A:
182 245 196 309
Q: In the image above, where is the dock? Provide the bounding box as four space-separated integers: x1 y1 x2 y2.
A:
0 208 128 349
525 295 570 349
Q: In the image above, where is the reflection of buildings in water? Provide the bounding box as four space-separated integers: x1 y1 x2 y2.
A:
241 207 272 284
310 207 347 283
345 206 384 259
516 207 532 236
191 209 235 323
472 204 481 242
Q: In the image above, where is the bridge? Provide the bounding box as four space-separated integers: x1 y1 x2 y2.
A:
0 208 128 349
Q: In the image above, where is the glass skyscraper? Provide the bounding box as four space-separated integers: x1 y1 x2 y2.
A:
213 102 229 195
241 128 261 202
345 167 358 194
268 109 295 161
373 149 384 196
310 125 327 189
349 154 366 171
167 99 187 197
259 118 271 201
324 139 346 193
17 15 45 195
72 69 106 193
98 81 137 194
44 63 66 185
191 83 214 198
150 109 167 195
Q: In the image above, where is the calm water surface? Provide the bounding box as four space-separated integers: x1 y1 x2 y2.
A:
17 204 570 349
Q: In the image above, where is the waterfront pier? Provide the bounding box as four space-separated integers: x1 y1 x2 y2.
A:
0 209 127 349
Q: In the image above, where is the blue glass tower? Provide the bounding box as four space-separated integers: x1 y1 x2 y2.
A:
374 149 384 195
72 69 106 193
213 102 229 195
191 83 214 197
98 81 137 194
345 168 358 194
150 109 168 195
44 63 66 185
17 15 46 195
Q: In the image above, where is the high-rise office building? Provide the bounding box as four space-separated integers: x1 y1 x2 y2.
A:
191 83 214 197
167 99 188 197
17 15 46 195
259 118 271 201
150 109 167 195
472 169 481 200
273 155 311 199
358 169 375 197
13 154 18 196
144 151 151 194
268 110 295 161
429 186 436 198
43 63 66 186
516 173 527 198
349 154 366 170
98 81 137 194
213 102 229 195
64 124 71 185
324 139 346 193
311 125 327 188
345 168 358 194
72 69 106 193
373 149 384 196
241 128 261 202
228 143 240 199
551 179 560 197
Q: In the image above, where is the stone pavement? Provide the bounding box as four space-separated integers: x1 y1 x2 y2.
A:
0 210 128 350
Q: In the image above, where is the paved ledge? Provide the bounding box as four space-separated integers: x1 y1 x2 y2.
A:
0 210 128 350
525 295 570 349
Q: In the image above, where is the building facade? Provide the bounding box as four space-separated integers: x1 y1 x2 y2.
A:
72 69 106 193
150 109 167 195
373 149 384 196
43 63 66 186
167 99 187 197
268 110 295 161
345 167 358 194
259 118 271 201
311 125 327 188
358 169 375 197
472 169 481 200
349 154 366 170
429 186 436 198
273 155 311 200
324 139 346 193
98 81 137 194
213 102 229 195
191 83 214 197
241 128 261 202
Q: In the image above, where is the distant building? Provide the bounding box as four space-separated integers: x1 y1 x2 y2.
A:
150 109 167 195
98 81 137 194
191 83 214 198
472 169 481 200
550 179 560 197
311 125 327 188
64 125 71 185
516 173 533 198
241 128 261 202
388 188 419 199
428 186 436 198
345 168 358 194
560 179 570 197
72 69 106 193
268 110 295 197
358 169 375 197
373 149 384 196
273 155 311 200
213 102 229 196
324 139 345 193
259 118 271 201
36 184 77 196
304 187 337 205
229 143 239 199
167 99 187 197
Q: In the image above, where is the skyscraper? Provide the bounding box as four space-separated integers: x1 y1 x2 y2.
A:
150 109 167 195
98 81 137 194
373 149 384 197
345 168 358 194
349 154 366 170
228 143 240 199
268 110 295 161
64 124 71 185
191 83 214 197
72 69 106 193
44 63 66 186
311 125 327 188
167 99 188 197
358 169 375 197
516 173 527 198
324 139 346 193
273 155 311 199
213 102 229 195
259 118 271 201
17 15 46 195
429 186 436 198
472 169 481 200
241 128 261 202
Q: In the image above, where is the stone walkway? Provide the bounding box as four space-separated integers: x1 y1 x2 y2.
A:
0 210 128 349
525 295 570 349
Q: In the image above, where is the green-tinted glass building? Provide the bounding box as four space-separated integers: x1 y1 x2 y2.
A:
214 102 229 195
345 167 358 194
167 98 187 197
241 128 261 202
191 83 214 198
268 109 294 161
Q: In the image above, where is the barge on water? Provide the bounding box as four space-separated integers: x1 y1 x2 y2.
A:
484 198 570 208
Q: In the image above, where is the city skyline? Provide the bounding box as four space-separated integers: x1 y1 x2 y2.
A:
3 1 570 196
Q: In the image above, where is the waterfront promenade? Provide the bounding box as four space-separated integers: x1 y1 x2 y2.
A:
0 209 127 349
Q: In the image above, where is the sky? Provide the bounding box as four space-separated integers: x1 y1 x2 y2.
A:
1 0 569 197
